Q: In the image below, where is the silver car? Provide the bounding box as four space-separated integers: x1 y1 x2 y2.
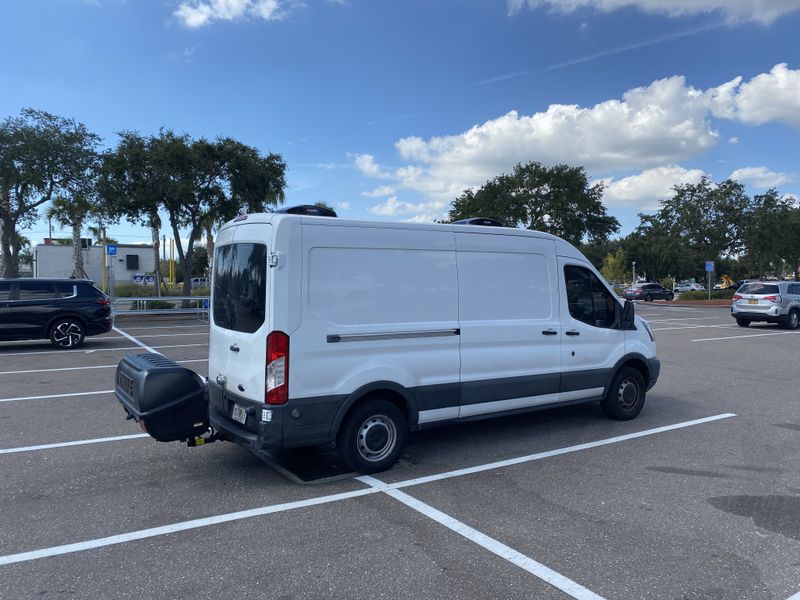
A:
731 281 800 328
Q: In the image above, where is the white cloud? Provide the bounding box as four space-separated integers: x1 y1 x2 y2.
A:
507 0 800 25
730 166 794 189
174 0 284 28
361 185 396 198
368 197 447 222
728 136 739 144
353 154 392 179
601 165 705 210
337 201 351 211
355 64 800 222
710 63 800 126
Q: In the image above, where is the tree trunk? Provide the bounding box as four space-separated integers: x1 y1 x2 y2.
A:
151 225 161 297
71 221 88 279
205 221 214 277
0 217 19 278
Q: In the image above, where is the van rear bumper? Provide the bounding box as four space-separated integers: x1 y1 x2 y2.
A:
208 382 285 451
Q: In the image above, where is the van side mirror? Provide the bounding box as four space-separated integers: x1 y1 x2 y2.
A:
621 300 635 330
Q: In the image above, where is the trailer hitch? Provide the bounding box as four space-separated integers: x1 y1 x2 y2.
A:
186 429 222 447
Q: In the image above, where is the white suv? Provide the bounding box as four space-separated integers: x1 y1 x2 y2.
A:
731 281 800 328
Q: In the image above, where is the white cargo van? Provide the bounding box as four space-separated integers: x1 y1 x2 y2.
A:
199 207 659 473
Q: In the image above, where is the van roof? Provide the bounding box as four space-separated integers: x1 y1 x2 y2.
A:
219 212 587 260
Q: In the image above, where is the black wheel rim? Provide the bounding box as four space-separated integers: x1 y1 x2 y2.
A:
53 322 82 348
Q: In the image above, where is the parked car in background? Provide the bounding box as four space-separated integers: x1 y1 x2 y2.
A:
0 278 112 348
674 282 705 293
623 283 674 302
731 281 800 328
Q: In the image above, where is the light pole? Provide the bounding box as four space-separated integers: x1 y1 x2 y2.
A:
632 261 636 288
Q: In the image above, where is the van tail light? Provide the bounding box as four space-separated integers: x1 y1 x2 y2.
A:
732 294 742 301
97 298 110 306
266 331 289 405
764 295 781 303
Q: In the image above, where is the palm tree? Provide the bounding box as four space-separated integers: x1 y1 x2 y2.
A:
46 194 95 279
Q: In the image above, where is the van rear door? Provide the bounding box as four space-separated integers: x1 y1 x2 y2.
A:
210 223 271 403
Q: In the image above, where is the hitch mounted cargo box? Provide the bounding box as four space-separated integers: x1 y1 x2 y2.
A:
115 353 208 442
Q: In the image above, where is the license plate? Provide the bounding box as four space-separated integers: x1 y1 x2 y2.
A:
232 404 247 425
748 299 758 304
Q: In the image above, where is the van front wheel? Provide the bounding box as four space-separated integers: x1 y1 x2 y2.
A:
601 367 646 421
337 400 408 474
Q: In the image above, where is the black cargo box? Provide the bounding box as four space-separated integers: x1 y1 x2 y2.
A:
115 353 208 442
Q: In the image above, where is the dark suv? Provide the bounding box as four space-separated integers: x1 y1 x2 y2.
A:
0 279 112 349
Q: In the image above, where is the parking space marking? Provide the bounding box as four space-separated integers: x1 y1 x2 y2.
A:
359 475 603 600
786 590 800 600
653 324 737 332
0 390 113 403
118 332 210 339
112 326 159 353
692 331 798 342
0 359 207 377
0 342 208 358
0 413 735 567
0 434 149 455
116 325 210 331
390 413 737 489
0 487 379 567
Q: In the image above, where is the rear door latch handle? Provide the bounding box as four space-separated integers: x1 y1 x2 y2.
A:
565 330 580 336
229 344 240 352
541 329 558 336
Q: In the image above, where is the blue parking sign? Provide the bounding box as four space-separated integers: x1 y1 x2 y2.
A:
705 261 714 272
106 244 117 256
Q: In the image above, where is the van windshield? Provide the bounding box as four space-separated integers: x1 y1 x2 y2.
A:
213 243 267 333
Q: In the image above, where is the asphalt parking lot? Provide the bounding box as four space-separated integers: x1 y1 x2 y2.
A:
1 306 799 600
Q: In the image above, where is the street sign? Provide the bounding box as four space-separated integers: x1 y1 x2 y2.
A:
106 244 117 256
705 261 715 272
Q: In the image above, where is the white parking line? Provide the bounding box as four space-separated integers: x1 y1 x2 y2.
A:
0 359 207 376
653 324 737 332
0 413 736 566
359 475 603 599
692 331 798 342
116 325 210 331
121 332 209 339
112 326 159 353
786 590 800 600
0 342 208 358
0 390 113 403
0 434 149 455
0 488 379 567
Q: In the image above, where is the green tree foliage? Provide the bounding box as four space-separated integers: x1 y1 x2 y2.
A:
740 189 795 278
449 162 619 245
0 109 100 277
100 130 286 297
47 191 103 279
600 247 629 284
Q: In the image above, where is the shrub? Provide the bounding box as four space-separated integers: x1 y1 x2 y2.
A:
679 289 735 301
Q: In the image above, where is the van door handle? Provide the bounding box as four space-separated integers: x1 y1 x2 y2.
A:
541 329 558 336
229 344 240 352
565 330 580 336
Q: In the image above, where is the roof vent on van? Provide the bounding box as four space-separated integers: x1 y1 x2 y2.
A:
452 217 505 227
274 205 338 218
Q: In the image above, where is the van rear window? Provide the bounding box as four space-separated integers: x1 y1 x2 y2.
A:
213 243 267 333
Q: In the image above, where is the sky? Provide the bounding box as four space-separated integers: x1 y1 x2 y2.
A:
2 0 800 246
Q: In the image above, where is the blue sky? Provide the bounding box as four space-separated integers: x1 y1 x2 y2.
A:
2 0 799 246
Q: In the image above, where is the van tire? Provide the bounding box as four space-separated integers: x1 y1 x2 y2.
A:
736 319 750 327
337 400 407 474
601 367 646 421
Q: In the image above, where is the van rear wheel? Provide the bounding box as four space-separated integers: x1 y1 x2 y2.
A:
337 400 407 474
601 367 646 421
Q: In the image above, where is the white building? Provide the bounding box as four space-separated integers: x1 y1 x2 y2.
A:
34 242 155 285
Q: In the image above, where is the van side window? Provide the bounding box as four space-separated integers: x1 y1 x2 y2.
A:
564 265 618 329
0 282 10 300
